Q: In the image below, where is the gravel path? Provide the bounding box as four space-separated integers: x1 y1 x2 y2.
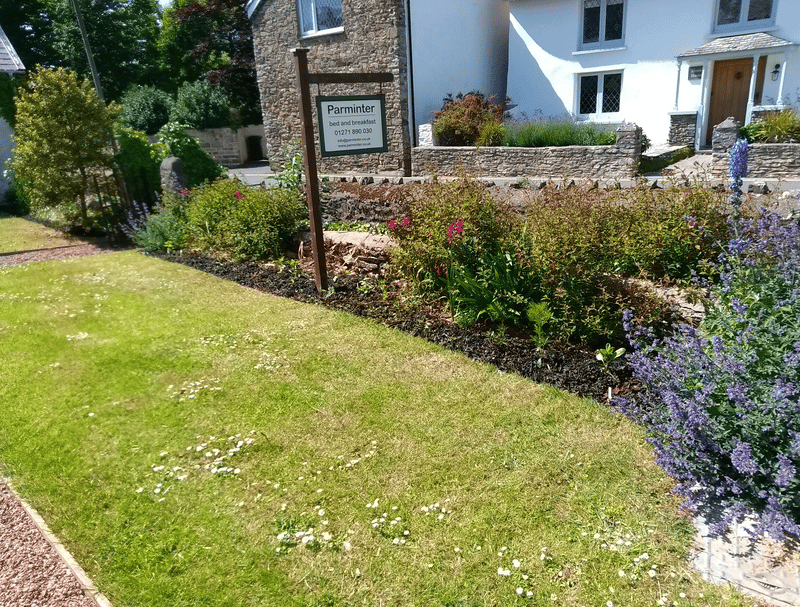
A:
0 243 128 268
0 480 104 607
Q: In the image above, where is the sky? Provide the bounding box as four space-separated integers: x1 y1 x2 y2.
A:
158 0 171 8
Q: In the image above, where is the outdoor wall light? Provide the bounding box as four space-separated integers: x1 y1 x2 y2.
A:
772 63 781 81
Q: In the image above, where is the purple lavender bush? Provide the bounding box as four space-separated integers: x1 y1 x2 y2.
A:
617 208 800 541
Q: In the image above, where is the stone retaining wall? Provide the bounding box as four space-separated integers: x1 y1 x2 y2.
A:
668 112 698 147
411 124 642 179
187 127 241 168
711 118 800 179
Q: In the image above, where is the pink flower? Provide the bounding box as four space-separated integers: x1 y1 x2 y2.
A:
234 191 244 199
181 189 190 198
388 220 397 230
456 219 464 235
401 217 410 228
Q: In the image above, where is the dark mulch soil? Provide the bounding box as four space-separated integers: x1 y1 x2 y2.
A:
154 250 635 405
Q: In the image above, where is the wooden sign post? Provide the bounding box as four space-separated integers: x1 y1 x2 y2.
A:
292 48 393 294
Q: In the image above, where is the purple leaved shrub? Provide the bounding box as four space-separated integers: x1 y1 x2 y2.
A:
618 208 800 541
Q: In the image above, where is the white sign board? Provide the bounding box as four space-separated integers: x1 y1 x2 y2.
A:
316 95 388 157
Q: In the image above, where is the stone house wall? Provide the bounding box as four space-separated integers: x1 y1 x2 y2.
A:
249 0 411 175
411 124 643 179
711 118 800 179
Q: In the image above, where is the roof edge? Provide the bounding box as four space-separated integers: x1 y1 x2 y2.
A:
245 0 262 19
0 23 25 75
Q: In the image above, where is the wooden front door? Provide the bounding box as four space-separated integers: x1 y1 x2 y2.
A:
707 58 753 146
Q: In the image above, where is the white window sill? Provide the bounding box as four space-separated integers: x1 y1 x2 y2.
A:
709 24 777 38
300 26 345 40
576 114 623 121
573 46 627 56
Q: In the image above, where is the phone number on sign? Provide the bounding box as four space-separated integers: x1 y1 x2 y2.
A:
333 128 373 136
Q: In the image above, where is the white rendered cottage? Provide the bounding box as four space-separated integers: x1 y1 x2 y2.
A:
506 0 800 147
0 23 25 200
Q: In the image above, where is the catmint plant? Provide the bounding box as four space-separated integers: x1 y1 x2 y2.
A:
728 138 748 216
617 208 800 541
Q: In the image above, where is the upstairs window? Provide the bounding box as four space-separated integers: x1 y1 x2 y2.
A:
579 72 622 116
715 0 776 33
298 0 343 36
581 0 625 50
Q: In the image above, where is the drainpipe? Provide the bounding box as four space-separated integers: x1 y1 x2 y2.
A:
674 59 682 111
405 0 417 148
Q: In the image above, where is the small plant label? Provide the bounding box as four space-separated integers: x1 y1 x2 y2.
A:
316 95 388 157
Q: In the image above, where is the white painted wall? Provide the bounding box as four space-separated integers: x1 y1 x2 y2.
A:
508 0 800 145
409 0 509 137
0 118 13 201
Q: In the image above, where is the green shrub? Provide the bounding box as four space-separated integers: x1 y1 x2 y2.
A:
120 85 173 135
186 179 305 260
475 120 504 148
0 169 32 216
524 183 728 283
170 80 231 130
10 67 121 228
115 127 167 206
432 92 506 146
158 122 224 189
387 177 730 347
388 175 519 293
0 74 25 127
502 120 617 147
740 109 800 143
126 196 190 252
271 139 304 190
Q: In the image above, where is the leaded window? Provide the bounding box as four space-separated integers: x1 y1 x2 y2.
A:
715 0 775 32
579 72 622 115
581 0 625 49
298 0 343 36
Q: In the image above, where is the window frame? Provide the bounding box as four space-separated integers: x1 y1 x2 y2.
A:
297 0 344 38
713 0 777 34
579 0 627 51
577 71 624 118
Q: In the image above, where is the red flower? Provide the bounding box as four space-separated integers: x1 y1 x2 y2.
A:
388 220 397 230
401 217 410 228
234 191 244 199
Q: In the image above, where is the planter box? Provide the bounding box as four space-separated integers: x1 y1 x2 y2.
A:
711 118 800 179
411 123 642 180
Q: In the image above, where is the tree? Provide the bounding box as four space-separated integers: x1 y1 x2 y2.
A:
46 0 161 100
10 67 121 225
120 84 173 134
169 79 230 129
161 0 261 125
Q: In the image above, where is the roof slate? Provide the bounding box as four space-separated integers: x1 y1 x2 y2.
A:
678 32 795 58
0 24 25 75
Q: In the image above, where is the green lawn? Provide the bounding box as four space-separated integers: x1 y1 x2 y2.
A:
0 251 754 607
0 214 78 253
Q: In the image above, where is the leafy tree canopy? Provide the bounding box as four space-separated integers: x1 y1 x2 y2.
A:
11 67 120 224
47 0 162 100
161 0 261 125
